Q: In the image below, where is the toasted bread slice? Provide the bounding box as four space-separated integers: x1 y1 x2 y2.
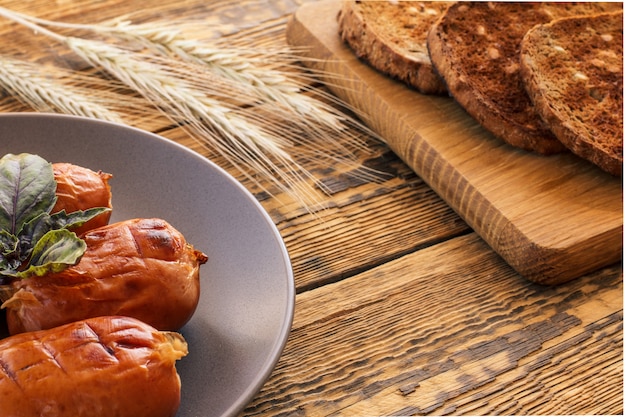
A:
338 0 450 95
427 2 621 155
520 10 623 176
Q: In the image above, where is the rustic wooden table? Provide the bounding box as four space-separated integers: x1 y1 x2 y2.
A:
0 1 622 416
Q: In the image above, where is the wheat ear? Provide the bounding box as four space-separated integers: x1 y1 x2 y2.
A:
0 56 125 123
0 7 328 207
107 21 385 184
0 11 382 179
2 14 348 130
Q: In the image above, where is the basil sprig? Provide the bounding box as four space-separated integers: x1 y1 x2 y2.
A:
0 153 110 279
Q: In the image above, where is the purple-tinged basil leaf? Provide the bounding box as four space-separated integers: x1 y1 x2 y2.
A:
0 153 56 236
0 230 19 275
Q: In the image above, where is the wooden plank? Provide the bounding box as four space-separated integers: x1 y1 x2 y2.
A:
285 1 623 284
243 233 623 415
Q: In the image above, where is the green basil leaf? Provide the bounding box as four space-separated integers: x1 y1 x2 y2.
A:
0 153 56 236
0 229 18 256
49 207 111 230
16 229 86 279
0 230 20 275
18 212 52 263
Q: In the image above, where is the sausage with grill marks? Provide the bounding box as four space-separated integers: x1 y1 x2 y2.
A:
2 218 208 335
0 316 187 417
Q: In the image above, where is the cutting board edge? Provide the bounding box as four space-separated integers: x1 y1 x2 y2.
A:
387 126 623 284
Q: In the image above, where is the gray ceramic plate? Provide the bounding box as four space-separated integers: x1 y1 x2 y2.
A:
0 113 295 417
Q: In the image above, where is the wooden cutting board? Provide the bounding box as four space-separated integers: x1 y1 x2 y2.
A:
286 1 623 285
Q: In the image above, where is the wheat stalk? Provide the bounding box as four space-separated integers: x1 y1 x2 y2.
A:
70 38 327 203
106 22 351 128
0 7 383 210
0 56 125 123
0 10 380 158
113 21 386 187
0 9 323 205
2 13 350 130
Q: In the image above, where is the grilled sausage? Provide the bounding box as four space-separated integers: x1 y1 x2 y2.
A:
3 218 208 335
0 316 187 417
52 162 113 235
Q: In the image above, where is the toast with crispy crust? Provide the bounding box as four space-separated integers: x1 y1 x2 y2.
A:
427 2 621 155
338 0 450 95
520 10 623 176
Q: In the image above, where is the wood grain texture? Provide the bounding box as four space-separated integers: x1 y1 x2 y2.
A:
244 233 622 416
285 1 623 284
165 125 469 292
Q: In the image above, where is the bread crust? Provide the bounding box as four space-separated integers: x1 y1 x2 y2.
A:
338 0 449 95
520 10 623 176
427 2 621 155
